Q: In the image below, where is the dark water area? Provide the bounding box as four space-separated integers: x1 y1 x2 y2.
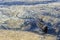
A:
0 1 57 5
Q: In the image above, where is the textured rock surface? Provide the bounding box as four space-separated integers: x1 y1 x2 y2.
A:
0 2 60 40
0 30 57 40
0 5 60 30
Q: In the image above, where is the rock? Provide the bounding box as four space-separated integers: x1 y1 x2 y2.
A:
0 4 60 40
0 13 9 24
1 18 24 28
0 30 57 40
